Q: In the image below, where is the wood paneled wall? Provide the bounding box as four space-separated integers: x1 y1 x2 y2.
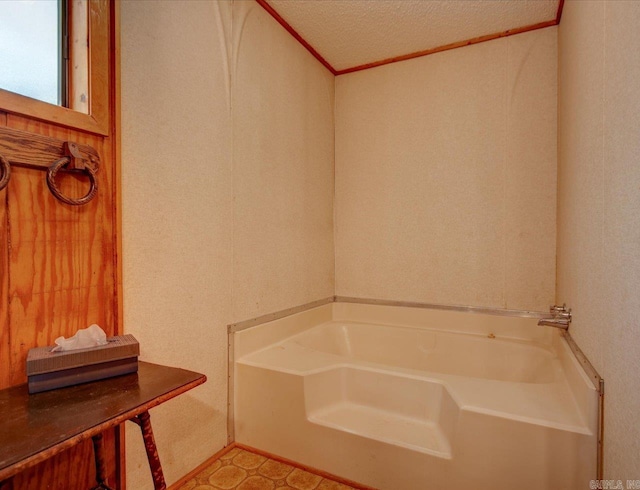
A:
0 2 120 488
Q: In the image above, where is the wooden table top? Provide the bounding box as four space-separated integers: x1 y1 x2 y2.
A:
0 361 206 482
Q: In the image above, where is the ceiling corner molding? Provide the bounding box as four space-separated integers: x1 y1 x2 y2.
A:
254 0 338 75
334 20 558 76
256 0 563 77
556 0 565 23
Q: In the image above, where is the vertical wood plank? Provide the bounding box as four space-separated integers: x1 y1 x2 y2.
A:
0 110 9 389
1 115 118 488
4 115 115 387
111 1 127 486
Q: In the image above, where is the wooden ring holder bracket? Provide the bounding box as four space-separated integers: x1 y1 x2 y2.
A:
0 126 100 205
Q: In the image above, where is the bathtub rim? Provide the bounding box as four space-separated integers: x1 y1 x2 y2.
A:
229 297 603 393
228 295 549 334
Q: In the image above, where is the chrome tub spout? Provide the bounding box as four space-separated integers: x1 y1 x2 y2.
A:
538 304 572 330
537 317 570 330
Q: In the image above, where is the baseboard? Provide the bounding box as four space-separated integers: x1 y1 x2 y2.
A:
234 443 377 490
167 443 237 490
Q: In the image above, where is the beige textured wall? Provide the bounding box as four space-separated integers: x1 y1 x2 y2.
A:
121 1 233 488
335 28 557 311
120 0 334 487
232 0 335 321
558 0 640 478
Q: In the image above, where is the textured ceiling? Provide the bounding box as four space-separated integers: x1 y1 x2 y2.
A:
264 0 560 73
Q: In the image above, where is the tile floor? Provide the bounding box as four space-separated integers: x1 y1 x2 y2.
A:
177 446 358 490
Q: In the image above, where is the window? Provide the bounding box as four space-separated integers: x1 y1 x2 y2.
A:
0 0 64 106
0 0 90 115
0 0 108 135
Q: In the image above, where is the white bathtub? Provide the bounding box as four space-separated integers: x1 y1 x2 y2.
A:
233 301 598 490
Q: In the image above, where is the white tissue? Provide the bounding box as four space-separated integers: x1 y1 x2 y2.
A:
51 324 108 352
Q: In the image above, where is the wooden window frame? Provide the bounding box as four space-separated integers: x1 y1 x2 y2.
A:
0 0 109 136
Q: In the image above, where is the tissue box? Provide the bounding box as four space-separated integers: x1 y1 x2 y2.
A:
26 335 139 394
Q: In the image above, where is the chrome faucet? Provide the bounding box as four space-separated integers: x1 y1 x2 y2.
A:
538 304 572 330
